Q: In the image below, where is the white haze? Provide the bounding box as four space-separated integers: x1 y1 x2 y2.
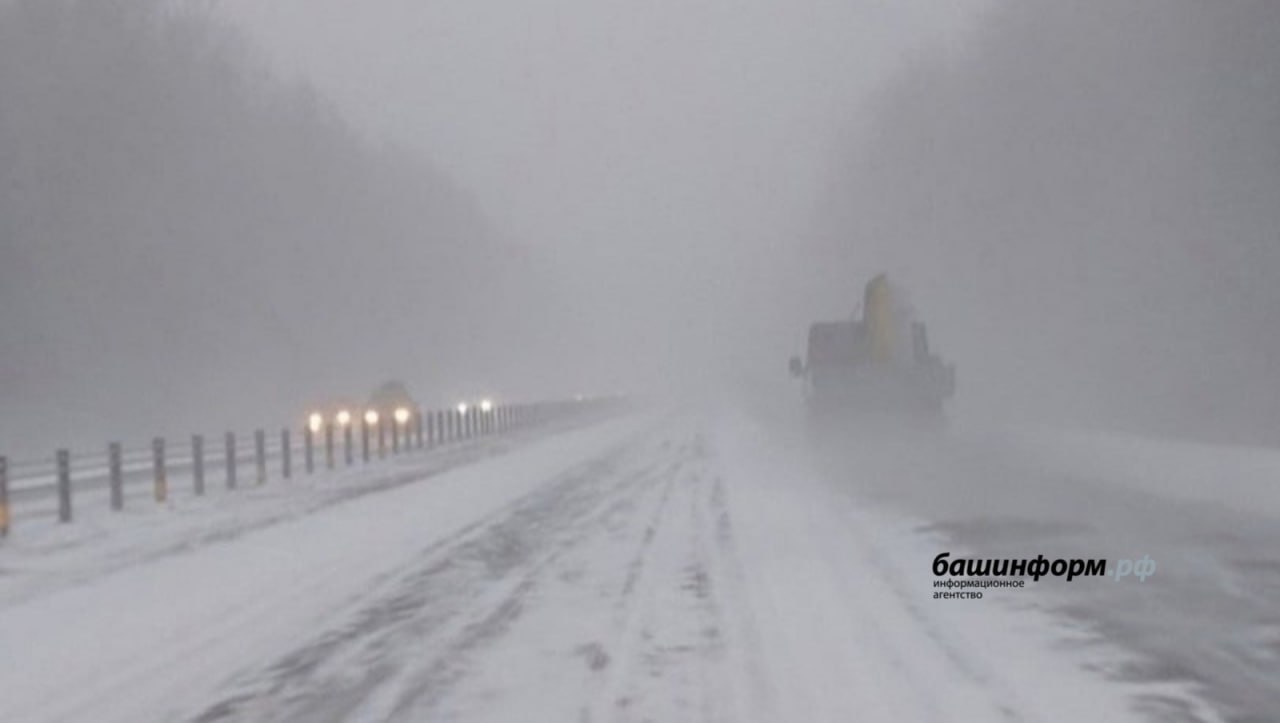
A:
215 0 980 399
4 0 1279 455
815 0 1280 444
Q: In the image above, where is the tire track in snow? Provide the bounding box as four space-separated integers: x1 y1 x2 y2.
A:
385 428 755 723
558 431 762 723
190 428 687 722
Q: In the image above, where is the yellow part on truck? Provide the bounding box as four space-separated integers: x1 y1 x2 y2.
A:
864 273 896 363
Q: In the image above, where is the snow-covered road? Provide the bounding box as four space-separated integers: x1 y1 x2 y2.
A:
0 407 1245 721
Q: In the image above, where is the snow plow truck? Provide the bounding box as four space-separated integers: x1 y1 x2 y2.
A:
790 275 955 418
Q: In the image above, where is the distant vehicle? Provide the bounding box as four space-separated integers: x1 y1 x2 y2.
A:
305 397 362 432
366 381 419 425
303 382 418 432
790 274 955 418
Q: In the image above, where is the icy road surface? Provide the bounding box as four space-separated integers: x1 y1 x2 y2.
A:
0 410 1231 722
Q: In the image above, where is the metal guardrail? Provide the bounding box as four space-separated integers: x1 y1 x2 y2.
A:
0 396 623 537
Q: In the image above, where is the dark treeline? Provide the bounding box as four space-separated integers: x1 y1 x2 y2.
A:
0 0 533 456
817 1 1280 442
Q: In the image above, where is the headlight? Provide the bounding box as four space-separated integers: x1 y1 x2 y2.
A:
364 409 379 425
456 402 469 415
308 412 324 433
394 407 411 424
335 410 352 427
480 399 493 413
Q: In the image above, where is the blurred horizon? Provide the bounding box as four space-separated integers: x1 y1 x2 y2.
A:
3 0 1279 456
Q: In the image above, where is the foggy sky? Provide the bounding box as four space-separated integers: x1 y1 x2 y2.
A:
7 0 1276 457
0 1 533 455
4 0 977 456
216 0 980 397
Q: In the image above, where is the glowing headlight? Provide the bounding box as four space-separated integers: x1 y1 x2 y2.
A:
308 412 324 433
335 409 351 427
364 409 379 425
480 399 493 413
394 407 411 425
456 402 469 415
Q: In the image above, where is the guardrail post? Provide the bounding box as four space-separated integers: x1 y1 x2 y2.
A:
281 428 292 479
255 429 266 484
324 424 334 470
225 432 237 489
193 435 205 496
153 437 168 503
57 449 72 523
377 419 386 458
108 442 124 510
392 419 401 455
304 424 314 474
415 410 425 449
0 456 9 537
343 423 353 466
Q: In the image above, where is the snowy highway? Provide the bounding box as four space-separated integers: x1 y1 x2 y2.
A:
3 404 1265 722
8 2 1280 722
